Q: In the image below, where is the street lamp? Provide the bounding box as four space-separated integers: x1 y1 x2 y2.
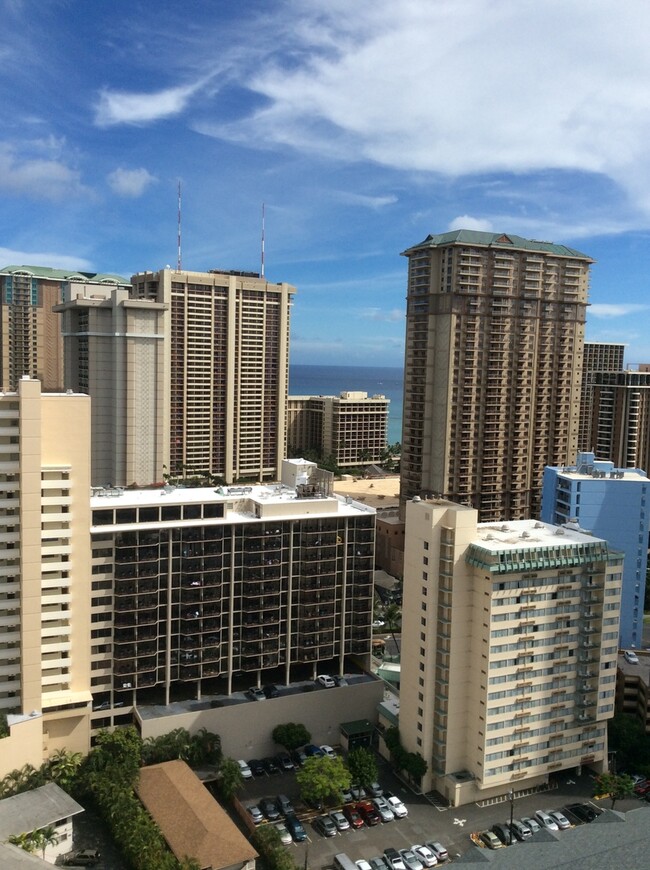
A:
508 789 515 844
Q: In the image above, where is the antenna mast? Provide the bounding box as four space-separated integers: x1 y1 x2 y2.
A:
177 181 182 271
261 202 265 278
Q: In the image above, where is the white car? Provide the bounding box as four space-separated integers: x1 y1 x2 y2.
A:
237 759 252 778
316 674 336 687
320 744 337 758
386 795 408 818
550 810 571 830
534 810 559 831
624 650 640 664
356 862 372 870
520 816 540 835
274 821 292 845
413 844 437 867
425 842 448 862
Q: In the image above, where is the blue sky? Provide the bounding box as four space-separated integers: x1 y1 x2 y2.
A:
3 0 650 367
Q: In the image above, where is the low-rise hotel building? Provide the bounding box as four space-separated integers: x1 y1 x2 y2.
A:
399 498 621 806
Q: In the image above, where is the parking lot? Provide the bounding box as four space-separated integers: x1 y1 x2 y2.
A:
239 755 648 867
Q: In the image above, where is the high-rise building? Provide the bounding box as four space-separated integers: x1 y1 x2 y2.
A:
287 391 389 468
0 265 129 392
56 267 295 487
579 342 625 452
0 378 92 774
542 452 649 650
591 370 650 472
399 497 621 805
400 230 592 521
88 459 375 729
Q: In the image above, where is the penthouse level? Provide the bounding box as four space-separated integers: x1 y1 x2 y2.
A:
88 460 376 733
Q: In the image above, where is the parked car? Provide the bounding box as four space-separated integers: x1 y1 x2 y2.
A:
340 786 354 804
634 780 650 796
520 816 540 835
320 744 337 758
492 823 515 846
383 848 407 870
479 830 504 850
367 781 383 798
624 650 640 664
356 862 372 870
248 758 265 776
263 756 279 775
386 795 408 818
316 674 336 687
305 743 325 757
351 784 368 801
285 813 307 842
247 686 266 701
343 805 364 829
534 810 559 831
425 842 448 862
260 797 280 821
276 753 295 771
369 858 390 870
276 794 294 816
357 800 380 826
263 683 280 698
314 814 338 837
305 795 324 812
275 821 293 845
333 675 349 686
399 849 424 870
292 748 308 767
550 810 571 830
564 803 598 823
63 850 101 867
247 805 263 825
373 797 395 822
330 810 351 831
412 844 437 867
509 819 532 841
237 759 252 778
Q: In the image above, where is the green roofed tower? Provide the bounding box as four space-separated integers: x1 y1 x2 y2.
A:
400 230 593 521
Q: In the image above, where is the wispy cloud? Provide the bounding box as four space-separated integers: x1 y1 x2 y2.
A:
590 303 650 318
107 167 157 197
95 79 209 127
0 141 88 200
0 246 93 270
361 307 403 322
335 191 398 209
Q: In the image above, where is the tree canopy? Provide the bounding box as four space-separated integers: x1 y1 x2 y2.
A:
272 723 311 752
347 748 378 786
593 772 635 809
296 756 351 807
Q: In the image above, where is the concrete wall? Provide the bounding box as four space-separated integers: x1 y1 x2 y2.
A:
137 680 385 759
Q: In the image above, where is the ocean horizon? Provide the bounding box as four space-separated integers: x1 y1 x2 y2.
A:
289 363 404 444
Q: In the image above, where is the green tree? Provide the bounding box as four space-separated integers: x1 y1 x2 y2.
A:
272 723 312 752
253 824 300 870
296 756 351 808
216 757 244 802
347 748 378 786
46 749 83 791
404 752 428 785
31 825 59 860
608 712 650 776
593 772 635 809
383 603 402 655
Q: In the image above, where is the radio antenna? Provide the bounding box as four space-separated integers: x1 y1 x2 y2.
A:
177 181 182 271
261 202 265 278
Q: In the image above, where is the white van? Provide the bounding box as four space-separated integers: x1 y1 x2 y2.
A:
334 854 358 870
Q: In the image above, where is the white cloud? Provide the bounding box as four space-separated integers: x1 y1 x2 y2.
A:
335 191 398 209
95 80 206 127
589 303 650 318
449 215 493 232
0 142 87 200
0 247 93 270
107 167 157 197
361 307 404 322
197 0 650 215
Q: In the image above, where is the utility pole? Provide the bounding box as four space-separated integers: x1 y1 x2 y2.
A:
508 789 515 844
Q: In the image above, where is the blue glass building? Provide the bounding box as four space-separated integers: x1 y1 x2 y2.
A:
541 452 648 649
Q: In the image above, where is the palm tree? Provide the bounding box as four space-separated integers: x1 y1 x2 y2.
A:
47 749 82 790
383 603 402 656
32 825 59 860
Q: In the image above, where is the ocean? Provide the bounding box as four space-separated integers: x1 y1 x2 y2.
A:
289 364 404 444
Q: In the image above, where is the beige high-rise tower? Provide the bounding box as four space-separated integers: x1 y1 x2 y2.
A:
400 231 592 521
57 268 294 487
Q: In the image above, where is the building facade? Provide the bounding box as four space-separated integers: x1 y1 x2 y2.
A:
131 268 293 485
615 650 650 734
0 265 129 393
578 342 625 453
399 498 621 805
0 378 92 777
400 230 592 521
541 452 648 650
287 391 389 467
88 460 375 731
591 370 650 473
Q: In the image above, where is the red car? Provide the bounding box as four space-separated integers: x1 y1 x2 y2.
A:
634 780 650 796
357 800 380 826
343 805 364 829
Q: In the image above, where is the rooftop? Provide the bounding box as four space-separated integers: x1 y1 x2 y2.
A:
0 783 83 840
402 229 592 260
474 519 605 552
0 264 130 284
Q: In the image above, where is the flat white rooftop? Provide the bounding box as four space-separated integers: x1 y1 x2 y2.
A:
475 518 605 552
